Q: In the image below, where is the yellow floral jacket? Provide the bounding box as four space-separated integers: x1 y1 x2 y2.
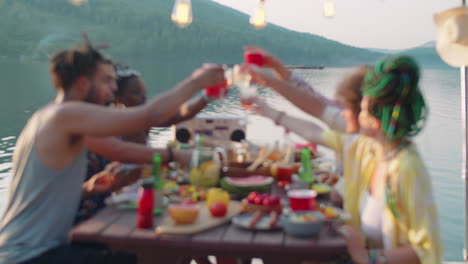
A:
323 130 443 264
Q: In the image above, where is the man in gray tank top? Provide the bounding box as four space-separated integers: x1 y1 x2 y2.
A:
0 34 226 264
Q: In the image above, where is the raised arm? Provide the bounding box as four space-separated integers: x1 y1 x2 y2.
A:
242 47 345 131
247 65 325 113
252 98 326 146
56 65 225 137
84 136 192 167
159 94 209 127
244 46 292 81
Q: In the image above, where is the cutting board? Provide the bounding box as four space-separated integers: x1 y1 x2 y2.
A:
156 201 242 235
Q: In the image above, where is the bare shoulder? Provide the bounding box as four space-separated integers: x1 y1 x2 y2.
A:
35 103 86 169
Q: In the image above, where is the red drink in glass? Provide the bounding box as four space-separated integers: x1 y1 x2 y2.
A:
276 166 293 181
205 80 228 98
244 52 264 66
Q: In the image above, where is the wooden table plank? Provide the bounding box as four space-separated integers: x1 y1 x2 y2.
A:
189 224 230 258
283 223 346 261
71 206 122 242
70 206 347 263
100 210 137 248
222 224 253 244
252 230 284 246
191 224 228 242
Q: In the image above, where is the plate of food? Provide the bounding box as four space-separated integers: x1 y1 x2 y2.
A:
232 192 283 230
232 212 281 230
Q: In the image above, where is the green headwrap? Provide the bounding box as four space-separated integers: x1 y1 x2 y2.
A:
362 55 426 140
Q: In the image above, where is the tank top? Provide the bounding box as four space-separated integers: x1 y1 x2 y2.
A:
360 191 384 248
0 110 87 263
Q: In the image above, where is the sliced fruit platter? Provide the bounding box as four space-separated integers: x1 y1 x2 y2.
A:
233 192 282 229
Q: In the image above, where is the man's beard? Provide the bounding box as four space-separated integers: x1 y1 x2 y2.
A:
83 83 98 104
83 83 113 105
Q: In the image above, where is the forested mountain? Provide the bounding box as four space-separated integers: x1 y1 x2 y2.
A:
402 41 452 69
0 0 383 66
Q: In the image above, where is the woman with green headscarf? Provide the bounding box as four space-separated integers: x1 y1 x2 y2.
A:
251 55 442 264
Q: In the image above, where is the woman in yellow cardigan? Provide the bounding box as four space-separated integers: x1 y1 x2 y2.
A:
248 55 442 264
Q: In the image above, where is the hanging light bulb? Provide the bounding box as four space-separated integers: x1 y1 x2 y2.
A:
250 0 267 29
171 0 193 28
69 0 87 6
323 0 335 18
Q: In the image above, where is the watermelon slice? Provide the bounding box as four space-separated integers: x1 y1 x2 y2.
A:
224 176 273 186
220 176 273 199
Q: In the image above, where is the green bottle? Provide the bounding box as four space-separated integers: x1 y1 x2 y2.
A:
152 153 163 189
152 153 164 215
299 147 314 183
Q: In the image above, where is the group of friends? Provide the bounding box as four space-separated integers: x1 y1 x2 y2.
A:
0 34 442 264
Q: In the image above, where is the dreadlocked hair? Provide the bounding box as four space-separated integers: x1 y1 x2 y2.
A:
49 32 112 92
362 55 426 140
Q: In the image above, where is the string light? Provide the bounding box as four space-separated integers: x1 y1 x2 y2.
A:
323 0 335 18
171 0 193 28
68 0 87 6
250 0 267 29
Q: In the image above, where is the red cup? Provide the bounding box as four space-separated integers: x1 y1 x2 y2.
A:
244 52 264 66
288 190 317 211
205 80 228 97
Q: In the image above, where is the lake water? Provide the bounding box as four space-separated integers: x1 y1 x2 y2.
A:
0 60 463 261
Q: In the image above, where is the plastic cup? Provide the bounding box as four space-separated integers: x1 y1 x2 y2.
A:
288 189 317 211
205 80 228 98
232 65 256 109
276 165 294 181
239 87 257 110
244 52 264 67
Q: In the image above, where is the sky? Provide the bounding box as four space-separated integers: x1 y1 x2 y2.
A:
211 0 461 50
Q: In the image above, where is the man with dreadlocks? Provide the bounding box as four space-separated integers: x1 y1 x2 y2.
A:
74 63 219 224
0 34 225 263
251 55 442 264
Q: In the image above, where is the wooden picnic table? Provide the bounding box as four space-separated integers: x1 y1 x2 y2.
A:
70 204 347 264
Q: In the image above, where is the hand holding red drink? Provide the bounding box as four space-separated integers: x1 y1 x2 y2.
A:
201 64 230 100
244 52 264 67
191 64 226 92
244 46 272 67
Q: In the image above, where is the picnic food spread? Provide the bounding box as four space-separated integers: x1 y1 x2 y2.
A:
111 136 346 237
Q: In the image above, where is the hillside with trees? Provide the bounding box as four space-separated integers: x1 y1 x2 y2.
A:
0 0 383 66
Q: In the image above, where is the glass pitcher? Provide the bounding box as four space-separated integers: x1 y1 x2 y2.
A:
189 146 227 187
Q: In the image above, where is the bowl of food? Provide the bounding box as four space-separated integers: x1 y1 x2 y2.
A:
280 211 324 237
168 202 200 224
